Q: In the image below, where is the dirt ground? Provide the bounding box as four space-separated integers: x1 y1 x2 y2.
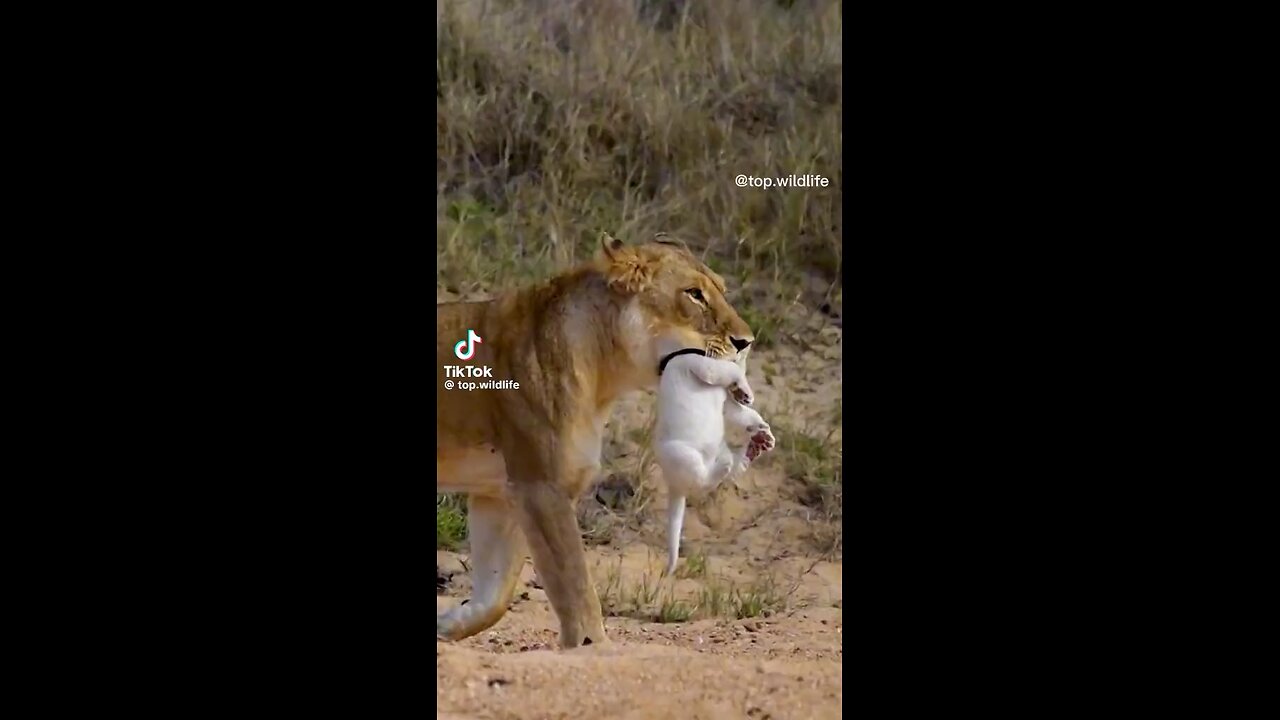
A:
437 293 842 720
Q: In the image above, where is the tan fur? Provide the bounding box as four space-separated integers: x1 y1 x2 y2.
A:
436 233 754 648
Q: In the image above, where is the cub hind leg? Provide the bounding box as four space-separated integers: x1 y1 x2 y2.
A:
656 441 712 576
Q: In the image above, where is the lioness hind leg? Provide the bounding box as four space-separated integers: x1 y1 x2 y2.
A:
508 479 606 649
436 495 526 641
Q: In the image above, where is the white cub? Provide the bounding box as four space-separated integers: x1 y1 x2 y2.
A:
654 351 776 576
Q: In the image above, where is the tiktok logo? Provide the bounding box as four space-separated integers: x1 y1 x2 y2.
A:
445 329 514 390
454 329 482 360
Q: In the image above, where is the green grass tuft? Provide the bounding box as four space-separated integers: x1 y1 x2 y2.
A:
436 495 468 550
656 595 695 623
675 551 708 579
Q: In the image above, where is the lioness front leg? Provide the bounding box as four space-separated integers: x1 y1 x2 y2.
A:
507 475 606 649
436 495 527 641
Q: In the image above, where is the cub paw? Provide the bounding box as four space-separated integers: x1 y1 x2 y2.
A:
730 382 754 406
745 427 775 461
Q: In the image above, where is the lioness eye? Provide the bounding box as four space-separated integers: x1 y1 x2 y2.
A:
686 288 705 303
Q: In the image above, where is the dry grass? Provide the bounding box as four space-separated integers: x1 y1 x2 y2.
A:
657 592 695 623
674 551 708 579
595 554 788 623
777 421 841 508
437 0 842 325
768 416 842 553
577 502 619 546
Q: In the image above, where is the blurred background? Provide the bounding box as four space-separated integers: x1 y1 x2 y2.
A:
437 0 842 341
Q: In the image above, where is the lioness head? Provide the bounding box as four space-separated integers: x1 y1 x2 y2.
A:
599 232 754 370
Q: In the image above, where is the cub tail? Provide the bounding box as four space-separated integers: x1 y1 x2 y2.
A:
666 493 687 576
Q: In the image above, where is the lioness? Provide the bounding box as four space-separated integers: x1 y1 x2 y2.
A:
436 232 755 648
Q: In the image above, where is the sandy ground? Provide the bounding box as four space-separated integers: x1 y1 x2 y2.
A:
437 290 842 720
436 613 841 720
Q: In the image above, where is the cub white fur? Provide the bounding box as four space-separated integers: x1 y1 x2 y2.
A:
654 353 775 575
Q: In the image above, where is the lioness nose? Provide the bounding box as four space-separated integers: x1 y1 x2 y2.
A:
731 337 752 351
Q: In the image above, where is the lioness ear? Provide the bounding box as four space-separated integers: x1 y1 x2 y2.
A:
598 232 652 294
600 232 625 261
